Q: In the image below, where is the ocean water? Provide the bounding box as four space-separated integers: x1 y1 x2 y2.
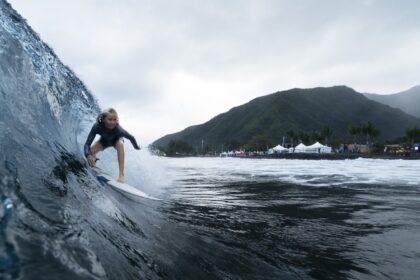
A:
152 156 420 280
3 149 420 280
2 2 420 278
39 153 418 280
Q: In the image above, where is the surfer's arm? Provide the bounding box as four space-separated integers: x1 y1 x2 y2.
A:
120 127 140 150
84 123 99 157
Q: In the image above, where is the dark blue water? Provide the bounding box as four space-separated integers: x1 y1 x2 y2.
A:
3 141 420 280
156 157 420 280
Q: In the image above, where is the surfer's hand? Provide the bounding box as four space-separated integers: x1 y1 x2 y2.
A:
87 154 96 167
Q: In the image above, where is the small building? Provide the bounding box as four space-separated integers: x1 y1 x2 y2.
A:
384 144 405 155
346 144 370 154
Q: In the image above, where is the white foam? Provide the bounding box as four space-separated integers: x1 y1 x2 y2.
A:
158 157 420 187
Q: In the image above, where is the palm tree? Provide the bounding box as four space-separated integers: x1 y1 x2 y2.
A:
287 129 297 146
370 127 380 143
348 123 361 144
361 121 380 145
406 127 420 146
320 126 333 145
311 130 322 143
297 130 310 145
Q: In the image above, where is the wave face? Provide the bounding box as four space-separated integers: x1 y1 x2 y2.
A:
0 1 102 278
1 3 173 280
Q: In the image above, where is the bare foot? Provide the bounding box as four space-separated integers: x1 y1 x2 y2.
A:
117 175 125 183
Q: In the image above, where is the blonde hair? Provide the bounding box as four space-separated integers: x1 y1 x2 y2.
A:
97 108 119 124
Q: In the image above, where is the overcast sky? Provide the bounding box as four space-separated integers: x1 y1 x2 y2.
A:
8 0 420 144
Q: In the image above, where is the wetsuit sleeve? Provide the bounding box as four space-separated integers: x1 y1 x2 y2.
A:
84 123 99 157
120 127 140 150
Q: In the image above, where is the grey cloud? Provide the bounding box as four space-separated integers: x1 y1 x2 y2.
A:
8 0 420 142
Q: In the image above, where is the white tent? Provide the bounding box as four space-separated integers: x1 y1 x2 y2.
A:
272 144 288 153
305 142 332 153
291 143 307 153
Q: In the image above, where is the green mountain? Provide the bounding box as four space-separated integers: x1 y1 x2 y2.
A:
153 86 420 149
363 85 420 118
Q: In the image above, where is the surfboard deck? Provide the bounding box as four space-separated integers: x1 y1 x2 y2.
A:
91 167 161 200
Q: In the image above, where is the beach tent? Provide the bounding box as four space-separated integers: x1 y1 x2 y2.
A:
272 144 288 153
291 143 307 153
305 142 332 153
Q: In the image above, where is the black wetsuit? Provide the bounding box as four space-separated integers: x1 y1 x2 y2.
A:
84 122 140 157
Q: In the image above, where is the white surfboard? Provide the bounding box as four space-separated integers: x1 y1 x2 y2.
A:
92 167 161 201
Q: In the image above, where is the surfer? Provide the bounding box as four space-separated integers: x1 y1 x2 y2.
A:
84 108 140 183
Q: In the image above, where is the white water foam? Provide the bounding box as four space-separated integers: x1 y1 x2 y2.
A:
157 157 420 187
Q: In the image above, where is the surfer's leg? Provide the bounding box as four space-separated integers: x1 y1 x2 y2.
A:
115 138 125 183
90 141 104 156
87 141 104 167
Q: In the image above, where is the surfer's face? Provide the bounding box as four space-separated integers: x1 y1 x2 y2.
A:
103 113 118 129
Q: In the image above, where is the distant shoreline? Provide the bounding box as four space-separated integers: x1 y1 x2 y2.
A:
232 153 420 160
166 153 420 160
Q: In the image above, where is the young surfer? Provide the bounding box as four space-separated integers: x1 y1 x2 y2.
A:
84 108 140 183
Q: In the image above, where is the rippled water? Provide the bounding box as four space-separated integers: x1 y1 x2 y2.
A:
156 157 420 280
3 154 420 280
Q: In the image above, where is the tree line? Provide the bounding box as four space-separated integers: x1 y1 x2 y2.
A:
348 121 380 145
158 123 420 156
